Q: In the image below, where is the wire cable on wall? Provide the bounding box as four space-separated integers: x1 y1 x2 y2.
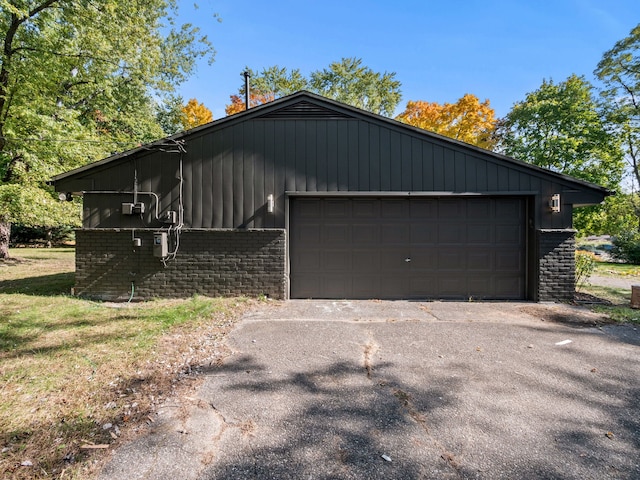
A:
127 282 135 303
77 138 187 267
83 191 162 221
162 150 185 267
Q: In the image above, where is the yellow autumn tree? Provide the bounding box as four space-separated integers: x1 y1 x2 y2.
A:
396 94 497 150
181 98 213 129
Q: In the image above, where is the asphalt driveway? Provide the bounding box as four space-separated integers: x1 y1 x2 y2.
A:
99 301 640 480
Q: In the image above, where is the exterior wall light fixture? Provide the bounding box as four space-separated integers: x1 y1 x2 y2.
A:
550 193 561 213
267 194 274 213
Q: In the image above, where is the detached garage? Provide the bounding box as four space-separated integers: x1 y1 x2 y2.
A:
51 91 609 302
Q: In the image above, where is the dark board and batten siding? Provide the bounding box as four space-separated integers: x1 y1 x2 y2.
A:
78 116 572 231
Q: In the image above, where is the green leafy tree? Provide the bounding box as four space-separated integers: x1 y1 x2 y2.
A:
309 58 402 116
498 75 624 192
497 75 625 236
0 0 215 258
0 184 80 256
226 58 402 117
612 230 640 264
574 194 639 237
249 65 308 99
595 22 640 220
156 94 187 135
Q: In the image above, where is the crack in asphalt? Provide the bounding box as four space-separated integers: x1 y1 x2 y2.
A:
208 402 229 443
362 334 463 477
363 336 379 378
389 384 464 476
418 304 442 321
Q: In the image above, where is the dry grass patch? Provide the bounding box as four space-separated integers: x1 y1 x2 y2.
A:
1 248 249 479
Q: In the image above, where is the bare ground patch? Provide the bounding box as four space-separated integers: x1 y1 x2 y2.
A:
519 304 614 327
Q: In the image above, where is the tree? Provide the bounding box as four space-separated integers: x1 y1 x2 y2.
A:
0 184 80 257
225 58 402 117
497 74 625 237
497 75 624 191
396 94 497 149
573 194 639 237
309 58 401 116
156 94 186 135
0 0 215 258
225 66 307 115
595 23 640 219
225 92 275 115
250 65 308 99
181 98 212 129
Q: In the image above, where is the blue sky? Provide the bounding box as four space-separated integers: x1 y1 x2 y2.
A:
175 0 640 120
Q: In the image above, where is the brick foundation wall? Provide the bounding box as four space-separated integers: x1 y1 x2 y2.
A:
75 228 287 301
537 229 576 302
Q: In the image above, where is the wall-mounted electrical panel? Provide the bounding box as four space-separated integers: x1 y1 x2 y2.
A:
153 232 168 258
122 202 146 215
162 210 178 225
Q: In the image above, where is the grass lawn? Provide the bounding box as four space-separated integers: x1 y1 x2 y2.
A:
593 261 640 277
578 261 640 324
0 248 249 479
578 284 640 324
580 285 640 323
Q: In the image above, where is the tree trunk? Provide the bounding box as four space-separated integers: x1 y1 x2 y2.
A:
0 220 10 259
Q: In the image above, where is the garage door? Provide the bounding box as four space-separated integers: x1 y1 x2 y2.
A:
290 197 526 300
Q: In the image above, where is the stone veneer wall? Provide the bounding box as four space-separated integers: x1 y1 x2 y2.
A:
537 229 576 302
75 229 287 301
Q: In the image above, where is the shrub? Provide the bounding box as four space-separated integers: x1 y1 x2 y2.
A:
9 225 75 247
611 230 640 264
575 251 597 289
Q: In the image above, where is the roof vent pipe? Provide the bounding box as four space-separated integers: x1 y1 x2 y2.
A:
243 70 251 110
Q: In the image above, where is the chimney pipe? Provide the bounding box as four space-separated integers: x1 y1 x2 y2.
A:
243 70 251 110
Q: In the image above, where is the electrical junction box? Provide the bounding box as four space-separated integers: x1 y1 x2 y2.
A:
122 203 135 215
162 210 177 225
122 202 145 215
153 232 168 258
132 237 142 248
